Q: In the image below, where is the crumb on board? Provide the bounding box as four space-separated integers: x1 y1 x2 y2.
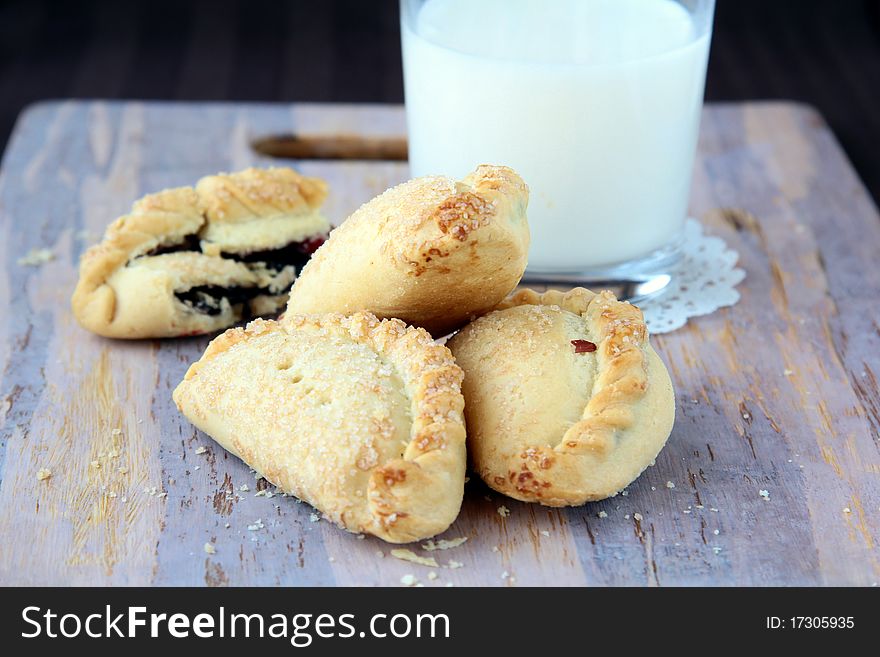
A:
18 249 54 266
633 513 643 521
666 481 676 489
427 571 438 581
375 551 384 558
204 542 216 555
421 537 467 551
497 505 510 518
194 446 207 455
390 549 439 568
309 513 320 523
400 574 418 587
247 518 264 531
598 511 608 518
446 560 464 569
540 530 550 537
759 489 770 501
36 468 52 481
843 507 852 514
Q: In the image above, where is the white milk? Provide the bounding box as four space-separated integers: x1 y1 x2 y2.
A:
402 0 712 271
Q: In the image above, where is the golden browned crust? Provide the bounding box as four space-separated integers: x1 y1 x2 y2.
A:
285 164 530 337
448 287 675 506
71 167 330 339
173 313 467 543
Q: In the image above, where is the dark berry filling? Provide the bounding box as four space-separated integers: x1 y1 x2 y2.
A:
165 234 326 316
176 285 264 315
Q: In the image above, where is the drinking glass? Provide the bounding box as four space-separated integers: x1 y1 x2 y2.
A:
401 0 715 290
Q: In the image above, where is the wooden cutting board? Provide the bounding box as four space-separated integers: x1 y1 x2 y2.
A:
0 101 878 586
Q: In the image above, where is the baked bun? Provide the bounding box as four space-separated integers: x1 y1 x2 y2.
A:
173 313 467 542
284 164 529 337
447 288 675 506
72 167 330 338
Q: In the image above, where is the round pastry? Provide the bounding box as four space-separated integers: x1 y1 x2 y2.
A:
173 313 467 543
447 288 675 506
72 167 330 338
285 164 530 337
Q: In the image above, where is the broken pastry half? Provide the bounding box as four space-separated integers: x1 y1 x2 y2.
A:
285 164 529 337
173 313 467 543
447 288 675 506
72 167 330 338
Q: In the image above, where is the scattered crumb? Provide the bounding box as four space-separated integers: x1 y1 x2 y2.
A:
712 546 722 555
239 484 249 492
194 466 200 471
633 513 643 521
309 513 320 523
497 505 510 518
247 518 265 531
90 460 101 469
491 546 500 553
501 571 510 580
713 529 720 535
356 534 365 540
204 542 216 555
624 514 630 520
111 428 122 436
157 492 167 498
224 523 230 528
598 511 608 518
742 413 750 420
421 537 467 551
445 582 454 587
194 446 207 455
695 504 704 509
400 574 418 587
447 561 464 569
683 509 692 514
540 530 550 537
391 549 439 568
843 507 852 514
784 369 794 376
427 571 438 581
36 468 52 481
328 557 335 563
710 507 719 512
759 489 770 501
108 491 117 498
621 490 629 496
118 467 128 474
18 248 54 266
375 551 385 558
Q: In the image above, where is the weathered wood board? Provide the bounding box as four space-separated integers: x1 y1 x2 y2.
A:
0 101 878 586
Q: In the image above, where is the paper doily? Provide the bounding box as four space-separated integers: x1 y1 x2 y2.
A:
640 218 745 334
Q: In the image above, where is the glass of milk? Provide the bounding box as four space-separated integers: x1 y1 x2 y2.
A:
401 0 715 283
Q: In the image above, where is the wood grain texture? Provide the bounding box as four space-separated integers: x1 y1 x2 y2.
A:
0 101 877 586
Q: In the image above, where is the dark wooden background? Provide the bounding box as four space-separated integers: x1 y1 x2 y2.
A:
1 0 879 203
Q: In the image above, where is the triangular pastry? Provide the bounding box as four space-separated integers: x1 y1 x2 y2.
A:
285 164 529 337
72 167 330 338
448 288 675 506
173 313 467 542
